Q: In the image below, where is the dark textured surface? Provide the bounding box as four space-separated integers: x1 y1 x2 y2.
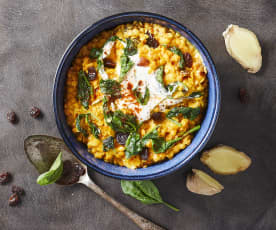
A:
0 1 276 230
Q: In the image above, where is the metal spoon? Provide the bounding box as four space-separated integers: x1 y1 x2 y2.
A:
24 135 165 230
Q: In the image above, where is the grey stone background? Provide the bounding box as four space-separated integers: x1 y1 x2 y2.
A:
1 1 276 229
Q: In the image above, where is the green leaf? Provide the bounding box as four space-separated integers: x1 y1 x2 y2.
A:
120 54 134 81
167 117 182 127
169 46 185 69
167 107 200 120
134 87 150 105
167 81 189 94
99 79 121 97
37 152 63 186
77 70 93 109
184 91 202 99
97 58 103 71
106 35 123 43
155 66 165 86
121 180 179 211
125 132 144 158
103 136 114 152
90 48 102 59
76 114 88 137
86 114 101 139
124 38 137 56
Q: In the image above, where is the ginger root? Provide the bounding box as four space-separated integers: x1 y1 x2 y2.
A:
186 169 224 196
200 145 251 175
223 24 262 73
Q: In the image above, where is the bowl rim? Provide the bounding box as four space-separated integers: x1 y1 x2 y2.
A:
53 11 220 180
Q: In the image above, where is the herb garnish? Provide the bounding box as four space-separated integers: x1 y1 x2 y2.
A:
167 107 200 121
120 54 134 81
103 136 115 152
77 70 93 109
167 81 189 94
169 46 185 69
184 91 202 99
90 48 102 59
76 114 100 138
76 114 88 137
125 132 144 159
99 79 121 97
124 38 137 56
134 87 150 105
37 152 63 186
121 180 179 211
155 66 165 86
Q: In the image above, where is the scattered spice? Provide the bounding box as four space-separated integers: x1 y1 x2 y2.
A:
12 185 25 195
137 57 150 67
116 132 130 145
9 193 20 206
239 88 250 104
146 32 159 48
7 111 17 124
87 66 97 81
0 172 12 184
30 106 41 118
103 58 116 68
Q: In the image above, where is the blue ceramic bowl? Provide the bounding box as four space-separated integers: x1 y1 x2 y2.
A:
53 12 220 180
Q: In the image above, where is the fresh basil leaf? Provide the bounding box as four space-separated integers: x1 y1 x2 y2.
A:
103 136 114 152
184 91 202 99
90 48 102 59
86 114 100 139
134 87 150 105
77 70 93 109
169 46 185 69
124 38 137 56
155 66 165 86
76 114 88 137
120 54 134 81
121 180 179 211
167 107 200 120
37 152 63 186
125 132 144 159
99 79 121 97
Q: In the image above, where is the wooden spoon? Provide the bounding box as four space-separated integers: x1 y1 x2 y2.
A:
24 135 165 230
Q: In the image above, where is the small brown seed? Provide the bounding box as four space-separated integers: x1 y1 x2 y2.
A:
103 58 116 68
0 172 11 184
12 185 24 195
9 193 20 206
239 88 250 104
30 106 41 118
87 67 97 81
7 111 17 124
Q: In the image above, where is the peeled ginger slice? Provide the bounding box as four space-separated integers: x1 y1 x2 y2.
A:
200 145 251 175
223 24 262 73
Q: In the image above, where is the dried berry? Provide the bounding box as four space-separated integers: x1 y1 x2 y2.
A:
0 172 11 184
87 66 97 81
151 112 164 122
57 160 85 185
7 111 17 124
12 185 24 195
116 132 129 145
239 88 250 104
30 106 41 118
9 193 20 206
140 148 149 160
103 58 116 68
146 32 159 48
137 57 150 67
183 52 193 68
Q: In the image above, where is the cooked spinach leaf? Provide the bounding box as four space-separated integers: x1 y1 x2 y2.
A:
125 132 144 159
76 114 88 137
155 66 165 86
37 152 63 186
103 136 114 152
99 79 121 97
184 91 202 99
97 58 104 71
167 107 200 120
77 70 93 109
120 54 134 81
134 87 150 105
124 38 137 56
106 35 123 43
169 46 185 69
121 180 179 211
167 81 189 94
90 48 102 59
86 114 100 139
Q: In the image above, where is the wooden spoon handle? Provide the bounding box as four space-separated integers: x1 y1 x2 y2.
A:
79 174 166 230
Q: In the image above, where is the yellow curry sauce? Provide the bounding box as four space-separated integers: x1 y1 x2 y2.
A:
64 22 208 169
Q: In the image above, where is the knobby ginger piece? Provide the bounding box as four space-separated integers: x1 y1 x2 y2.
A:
186 169 224 196
223 24 262 73
200 145 251 175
